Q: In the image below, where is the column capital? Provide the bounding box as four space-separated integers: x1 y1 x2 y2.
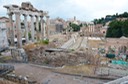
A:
7 12 13 16
23 14 28 17
14 11 20 14
29 14 34 17
40 15 44 18
14 12 21 16
46 15 50 18
35 15 39 18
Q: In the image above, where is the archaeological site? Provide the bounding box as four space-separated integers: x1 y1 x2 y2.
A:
0 1 128 84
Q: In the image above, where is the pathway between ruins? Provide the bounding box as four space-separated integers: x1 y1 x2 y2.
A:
61 33 88 50
6 63 109 84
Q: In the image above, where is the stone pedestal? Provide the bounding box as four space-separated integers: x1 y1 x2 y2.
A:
10 47 28 63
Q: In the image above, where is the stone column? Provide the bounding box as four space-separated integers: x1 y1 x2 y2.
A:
35 15 39 40
15 12 22 48
93 25 95 33
89 25 91 32
40 16 44 39
8 13 15 46
23 14 29 43
35 16 39 32
30 15 35 42
46 16 50 39
91 25 92 32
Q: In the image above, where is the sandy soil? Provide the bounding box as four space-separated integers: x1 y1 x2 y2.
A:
8 63 109 84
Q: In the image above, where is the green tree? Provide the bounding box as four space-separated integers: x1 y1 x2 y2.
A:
69 23 81 32
122 20 128 37
106 20 123 38
79 23 83 27
71 23 80 32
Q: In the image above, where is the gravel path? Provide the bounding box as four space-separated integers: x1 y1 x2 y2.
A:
8 63 109 84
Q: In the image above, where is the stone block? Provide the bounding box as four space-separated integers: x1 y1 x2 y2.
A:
10 48 28 63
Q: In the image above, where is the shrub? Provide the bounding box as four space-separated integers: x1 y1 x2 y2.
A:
40 39 49 44
28 32 31 39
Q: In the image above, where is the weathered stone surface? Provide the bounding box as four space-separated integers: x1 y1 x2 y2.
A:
25 47 95 67
0 28 9 51
21 2 34 10
4 2 49 48
10 47 28 63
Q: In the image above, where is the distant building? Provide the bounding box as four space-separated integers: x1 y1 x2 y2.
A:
116 18 128 21
100 27 107 36
49 18 66 34
55 18 64 33
67 16 80 25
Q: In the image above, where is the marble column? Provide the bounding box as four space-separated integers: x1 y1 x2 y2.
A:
15 12 22 48
89 25 91 32
30 15 35 42
23 14 29 43
8 13 15 46
40 16 44 39
35 16 39 32
93 25 95 32
46 16 50 39
91 25 93 32
90 25 92 32
35 15 39 40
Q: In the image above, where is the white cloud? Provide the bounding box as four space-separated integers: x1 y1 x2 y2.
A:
0 0 128 21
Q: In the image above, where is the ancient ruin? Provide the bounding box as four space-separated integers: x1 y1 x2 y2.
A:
0 1 128 84
4 2 50 48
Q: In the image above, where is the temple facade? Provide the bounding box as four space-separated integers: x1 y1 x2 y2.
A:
4 2 50 48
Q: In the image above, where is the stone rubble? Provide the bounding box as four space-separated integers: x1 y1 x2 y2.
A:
25 46 95 67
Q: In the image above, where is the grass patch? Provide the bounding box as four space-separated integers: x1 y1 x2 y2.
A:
55 64 96 76
88 40 103 48
34 39 49 45
0 56 12 63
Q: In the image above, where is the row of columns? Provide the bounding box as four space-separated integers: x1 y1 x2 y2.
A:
88 24 95 33
8 12 49 48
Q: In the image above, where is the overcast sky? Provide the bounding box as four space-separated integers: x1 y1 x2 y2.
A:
0 0 128 21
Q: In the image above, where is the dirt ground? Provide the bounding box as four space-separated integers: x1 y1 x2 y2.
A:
8 63 109 84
